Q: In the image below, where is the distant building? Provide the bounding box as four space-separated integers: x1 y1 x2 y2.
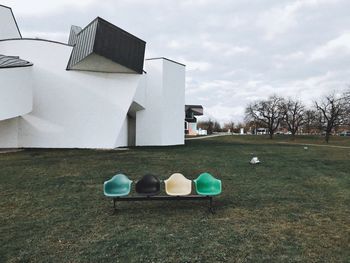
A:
185 105 203 135
0 5 185 148
256 128 268 135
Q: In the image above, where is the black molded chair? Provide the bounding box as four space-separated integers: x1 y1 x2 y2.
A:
135 174 161 196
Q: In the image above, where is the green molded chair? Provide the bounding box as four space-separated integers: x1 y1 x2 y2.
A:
103 174 132 197
194 173 222 196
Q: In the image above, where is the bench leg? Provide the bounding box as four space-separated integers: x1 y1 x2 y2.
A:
209 197 215 214
113 198 116 210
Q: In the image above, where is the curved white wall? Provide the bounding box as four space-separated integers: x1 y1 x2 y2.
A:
0 39 140 148
0 66 33 121
0 6 21 39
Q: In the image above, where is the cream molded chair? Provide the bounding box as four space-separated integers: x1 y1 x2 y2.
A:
164 173 192 196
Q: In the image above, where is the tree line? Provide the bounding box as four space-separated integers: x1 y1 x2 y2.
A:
198 89 350 143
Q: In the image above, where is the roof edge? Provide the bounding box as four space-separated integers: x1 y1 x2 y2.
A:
76 16 146 44
0 5 22 38
0 38 72 47
146 57 186 67
185 104 203 108
0 4 11 9
0 54 33 69
0 63 33 69
96 17 146 44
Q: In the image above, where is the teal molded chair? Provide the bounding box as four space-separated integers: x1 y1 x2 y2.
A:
103 174 132 197
194 173 222 196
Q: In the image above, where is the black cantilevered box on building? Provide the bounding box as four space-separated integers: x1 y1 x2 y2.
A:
67 17 146 74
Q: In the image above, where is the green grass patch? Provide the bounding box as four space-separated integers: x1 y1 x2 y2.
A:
0 136 349 262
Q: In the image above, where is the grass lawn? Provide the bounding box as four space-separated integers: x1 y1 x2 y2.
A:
0 135 349 262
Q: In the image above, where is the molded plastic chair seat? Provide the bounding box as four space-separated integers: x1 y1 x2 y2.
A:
164 173 192 196
104 174 132 197
135 174 160 196
194 172 222 196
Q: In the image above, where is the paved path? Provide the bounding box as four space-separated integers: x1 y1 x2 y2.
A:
186 135 350 149
185 133 229 140
0 148 23 154
277 142 350 149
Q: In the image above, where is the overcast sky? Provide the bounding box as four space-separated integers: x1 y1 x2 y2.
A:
3 0 350 123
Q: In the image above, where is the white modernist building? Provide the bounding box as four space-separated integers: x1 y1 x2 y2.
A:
0 5 185 148
185 105 204 135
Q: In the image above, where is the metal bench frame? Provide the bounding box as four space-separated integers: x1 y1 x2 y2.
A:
112 195 215 213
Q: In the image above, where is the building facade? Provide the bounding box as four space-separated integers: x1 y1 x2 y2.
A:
185 105 203 136
0 5 185 148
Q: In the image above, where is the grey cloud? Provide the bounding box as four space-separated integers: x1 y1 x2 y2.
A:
4 0 350 123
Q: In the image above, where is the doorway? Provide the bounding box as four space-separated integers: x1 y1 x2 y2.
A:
127 101 144 147
127 114 136 146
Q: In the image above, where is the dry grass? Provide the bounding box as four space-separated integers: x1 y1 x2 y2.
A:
0 135 349 262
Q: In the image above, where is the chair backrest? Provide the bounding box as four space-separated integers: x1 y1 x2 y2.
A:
135 174 161 195
110 174 132 186
104 173 132 196
164 173 192 195
194 172 215 186
194 172 222 195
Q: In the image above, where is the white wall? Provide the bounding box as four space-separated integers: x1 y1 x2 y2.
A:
0 118 18 148
0 40 185 148
133 73 147 108
0 6 21 39
161 59 185 145
0 39 141 148
115 116 128 147
136 58 185 146
0 67 33 121
136 59 163 145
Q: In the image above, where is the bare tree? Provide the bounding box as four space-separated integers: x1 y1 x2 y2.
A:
225 121 235 134
245 95 285 139
303 109 318 134
282 99 305 137
343 88 350 126
213 120 222 132
198 118 215 134
315 92 347 143
244 120 257 134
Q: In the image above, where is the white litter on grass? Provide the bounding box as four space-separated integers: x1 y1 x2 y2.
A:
250 157 260 164
103 147 130 151
304 147 308 150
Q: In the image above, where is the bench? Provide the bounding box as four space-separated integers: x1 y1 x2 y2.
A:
104 172 222 213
